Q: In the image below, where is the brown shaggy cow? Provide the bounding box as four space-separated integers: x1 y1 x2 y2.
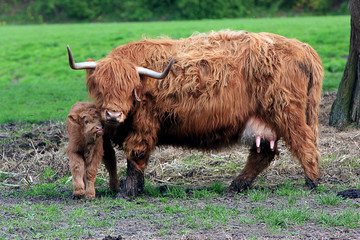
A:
67 30 323 196
66 102 119 199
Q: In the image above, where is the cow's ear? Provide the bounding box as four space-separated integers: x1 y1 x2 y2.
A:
134 88 142 102
67 113 80 125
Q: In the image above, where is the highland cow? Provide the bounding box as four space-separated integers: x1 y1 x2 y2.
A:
67 30 323 196
66 102 118 199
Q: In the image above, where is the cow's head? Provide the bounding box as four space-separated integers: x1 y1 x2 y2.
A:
67 45 174 126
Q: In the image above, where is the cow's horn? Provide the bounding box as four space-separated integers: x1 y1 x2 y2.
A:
67 45 97 70
136 57 175 79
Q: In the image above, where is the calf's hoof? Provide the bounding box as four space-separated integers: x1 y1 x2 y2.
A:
85 193 96 200
72 194 85 200
72 188 86 200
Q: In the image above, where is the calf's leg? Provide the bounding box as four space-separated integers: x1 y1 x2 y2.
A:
68 152 86 199
84 166 98 199
84 145 103 199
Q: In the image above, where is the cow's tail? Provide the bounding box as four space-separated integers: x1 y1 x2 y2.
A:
304 45 323 148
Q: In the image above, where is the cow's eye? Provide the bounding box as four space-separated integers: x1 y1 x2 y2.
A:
85 120 89 124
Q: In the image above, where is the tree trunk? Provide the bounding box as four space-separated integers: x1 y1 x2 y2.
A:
329 0 360 129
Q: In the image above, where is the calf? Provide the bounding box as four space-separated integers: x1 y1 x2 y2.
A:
66 102 104 199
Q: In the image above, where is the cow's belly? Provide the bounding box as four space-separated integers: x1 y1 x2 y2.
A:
157 115 276 150
157 115 243 149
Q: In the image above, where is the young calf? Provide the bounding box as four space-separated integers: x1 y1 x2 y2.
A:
66 102 104 199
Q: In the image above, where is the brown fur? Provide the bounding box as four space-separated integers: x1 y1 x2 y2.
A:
66 102 104 199
84 30 323 195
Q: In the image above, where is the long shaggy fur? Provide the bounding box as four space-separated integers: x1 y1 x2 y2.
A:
66 102 104 199
85 30 323 195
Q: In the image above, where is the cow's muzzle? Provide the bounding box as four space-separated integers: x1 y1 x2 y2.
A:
104 110 124 124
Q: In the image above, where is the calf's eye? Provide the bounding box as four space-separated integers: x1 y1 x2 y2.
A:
85 120 89 124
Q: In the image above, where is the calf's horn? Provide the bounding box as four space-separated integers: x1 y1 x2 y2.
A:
67 45 97 70
136 57 175 79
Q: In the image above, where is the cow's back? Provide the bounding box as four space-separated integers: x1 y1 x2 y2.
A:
151 30 322 147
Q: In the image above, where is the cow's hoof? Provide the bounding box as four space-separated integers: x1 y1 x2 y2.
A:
119 178 126 189
305 177 318 190
123 176 144 197
109 178 120 192
225 178 252 196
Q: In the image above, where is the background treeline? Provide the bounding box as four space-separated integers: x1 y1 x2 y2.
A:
1 0 348 24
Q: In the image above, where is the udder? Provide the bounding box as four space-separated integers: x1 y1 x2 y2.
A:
243 117 277 153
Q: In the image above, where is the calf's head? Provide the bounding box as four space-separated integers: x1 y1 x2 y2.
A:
67 45 174 126
67 107 103 143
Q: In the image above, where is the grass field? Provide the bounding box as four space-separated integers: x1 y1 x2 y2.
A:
0 16 359 238
0 15 350 123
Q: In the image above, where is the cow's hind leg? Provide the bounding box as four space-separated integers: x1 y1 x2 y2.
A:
227 140 278 193
285 120 320 189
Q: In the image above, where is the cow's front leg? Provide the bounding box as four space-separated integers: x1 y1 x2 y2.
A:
123 143 152 196
122 103 159 196
103 137 119 192
125 158 146 196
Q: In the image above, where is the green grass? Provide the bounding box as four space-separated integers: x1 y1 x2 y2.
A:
274 182 310 197
208 180 227 195
1 181 359 239
316 209 360 228
0 15 350 123
315 192 344 205
247 188 270 202
250 205 311 229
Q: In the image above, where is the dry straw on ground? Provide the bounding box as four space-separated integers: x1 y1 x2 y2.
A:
0 92 359 189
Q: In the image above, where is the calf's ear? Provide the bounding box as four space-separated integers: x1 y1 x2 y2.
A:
67 113 80 125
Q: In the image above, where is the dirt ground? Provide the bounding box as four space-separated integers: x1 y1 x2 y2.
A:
1 92 360 239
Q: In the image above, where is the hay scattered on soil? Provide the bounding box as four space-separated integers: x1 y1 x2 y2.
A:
0 92 359 189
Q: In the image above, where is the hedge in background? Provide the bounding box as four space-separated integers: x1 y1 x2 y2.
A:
0 0 348 24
